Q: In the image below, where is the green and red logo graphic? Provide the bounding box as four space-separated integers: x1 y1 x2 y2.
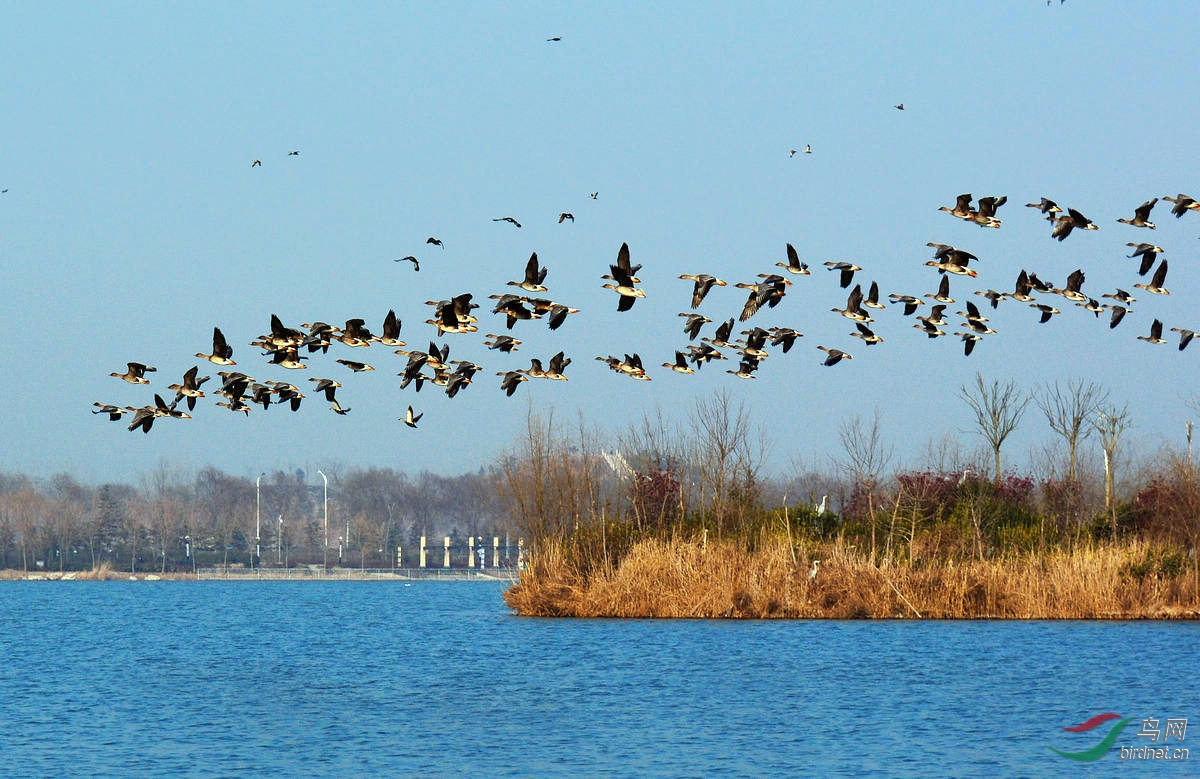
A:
1049 713 1134 762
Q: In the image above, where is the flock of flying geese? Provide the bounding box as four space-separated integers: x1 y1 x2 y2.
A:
94 189 1200 433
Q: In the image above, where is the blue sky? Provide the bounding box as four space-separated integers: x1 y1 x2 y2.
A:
3 2 1199 485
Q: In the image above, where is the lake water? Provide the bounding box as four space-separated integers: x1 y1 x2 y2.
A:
0 581 1195 777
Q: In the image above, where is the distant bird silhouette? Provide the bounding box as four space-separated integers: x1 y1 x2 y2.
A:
817 346 852 366
402 406 423 428
395 255 420 271
251 159 262 167
546 36 562 42
894 103 904 110
493 216 522 227
558 212 574 223
287 150 299 156
589 192 598 199
426 237 444 249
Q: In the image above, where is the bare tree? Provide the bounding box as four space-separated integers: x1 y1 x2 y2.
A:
1094 403 1131 536
838 408 895 564
958 374 1031 485
687 388 769 536
1035 379 1108 482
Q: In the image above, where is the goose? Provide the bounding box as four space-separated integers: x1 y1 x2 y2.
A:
1102 288 1136 304
969 195 1006 227
216 399 251 415
1054 269 1087 302
957 300 988 323
558 212 574 223
490 294 540 329
610 242 643 281
1030 303 1061 324
849 322 882 345
426 305 479 336
308 377 342 401
663 350 696 374
1075 298 1104 317
1170 327 1195 351
975 289 1006 309
1008 270 1036 303
1025 197 1062 215
1050 208 1098 241
961 317 997 335
776 243 811 275
921 304 948 327
1126 243 1164 276
894 103 905 110
736 286 764 322
92 402 130 421
1116 198 1157 229
602 271 646 312
1027 272 1055 294
832 284 872 322
336 358 375 373
938 193 974 221
521 358 548 379
217 371 253 401
767 327 803 352
269 382 304 411
484 333 521 352
379 310 405 347
111 362 156 384
913 318 947 338
1102 304 1130 329
738 327 771 360
508 252 549 292
888 293 924 316
196 327 236 365
954 331 984 356
927 275 955 304
817 346 852 366
402 406 423 428
704 318 736 348
330 399 352 415
686 342 727 366
824 261 861 288
925 256 977 277
545 303 580 330
679 312 711 341
492 216 522 227
498 371 528 396
927 243 978 267
126 406 158 433
726 358 760 379
167 366 210 411
335 318 376 347
1133 260 1170 295
426 237 444 248
679 273 727 308
300 321 335 353
1163 193 1200 218
394 255 420 271
545 351 571 380
247 383 273 410
1137 318 1166 345
863 281 887 310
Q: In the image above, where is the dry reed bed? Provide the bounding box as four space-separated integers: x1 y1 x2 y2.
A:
503 538 1200 619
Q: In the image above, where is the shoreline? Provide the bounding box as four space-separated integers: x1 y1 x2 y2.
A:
2 567 518 583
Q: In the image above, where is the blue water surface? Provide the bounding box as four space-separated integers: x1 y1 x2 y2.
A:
0 581 1195 777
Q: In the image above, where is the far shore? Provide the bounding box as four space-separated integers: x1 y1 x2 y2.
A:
1 566 518 583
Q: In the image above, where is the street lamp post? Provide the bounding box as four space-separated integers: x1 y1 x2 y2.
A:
317 469 328 571
255 473 263 568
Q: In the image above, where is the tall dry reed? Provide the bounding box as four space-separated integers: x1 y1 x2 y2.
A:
503 537 1200 619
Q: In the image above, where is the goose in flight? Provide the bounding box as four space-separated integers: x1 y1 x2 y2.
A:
402 406 423 428
1133 260 1170 295
1137 318 1166 345
679 273 727 308
1126 243 1164 276
167 366 209 411
196 327 236 366
817 346 852 366
938 193 975 221
111 362 156 384
1050 208 1098 241
679 312 711 340
1164 193 1200 218
558 212 574 223
395 255 420 271
509 252 549 292
493 216 522 227
308 377 342 401
426 237 444 248
824 261 861 288
663 351 696 374
1116 198 1157 229
776 243 811 275
1170 327 1195 351
1025 197 1061 215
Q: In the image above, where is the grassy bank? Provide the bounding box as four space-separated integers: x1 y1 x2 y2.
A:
503 537 1200 619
